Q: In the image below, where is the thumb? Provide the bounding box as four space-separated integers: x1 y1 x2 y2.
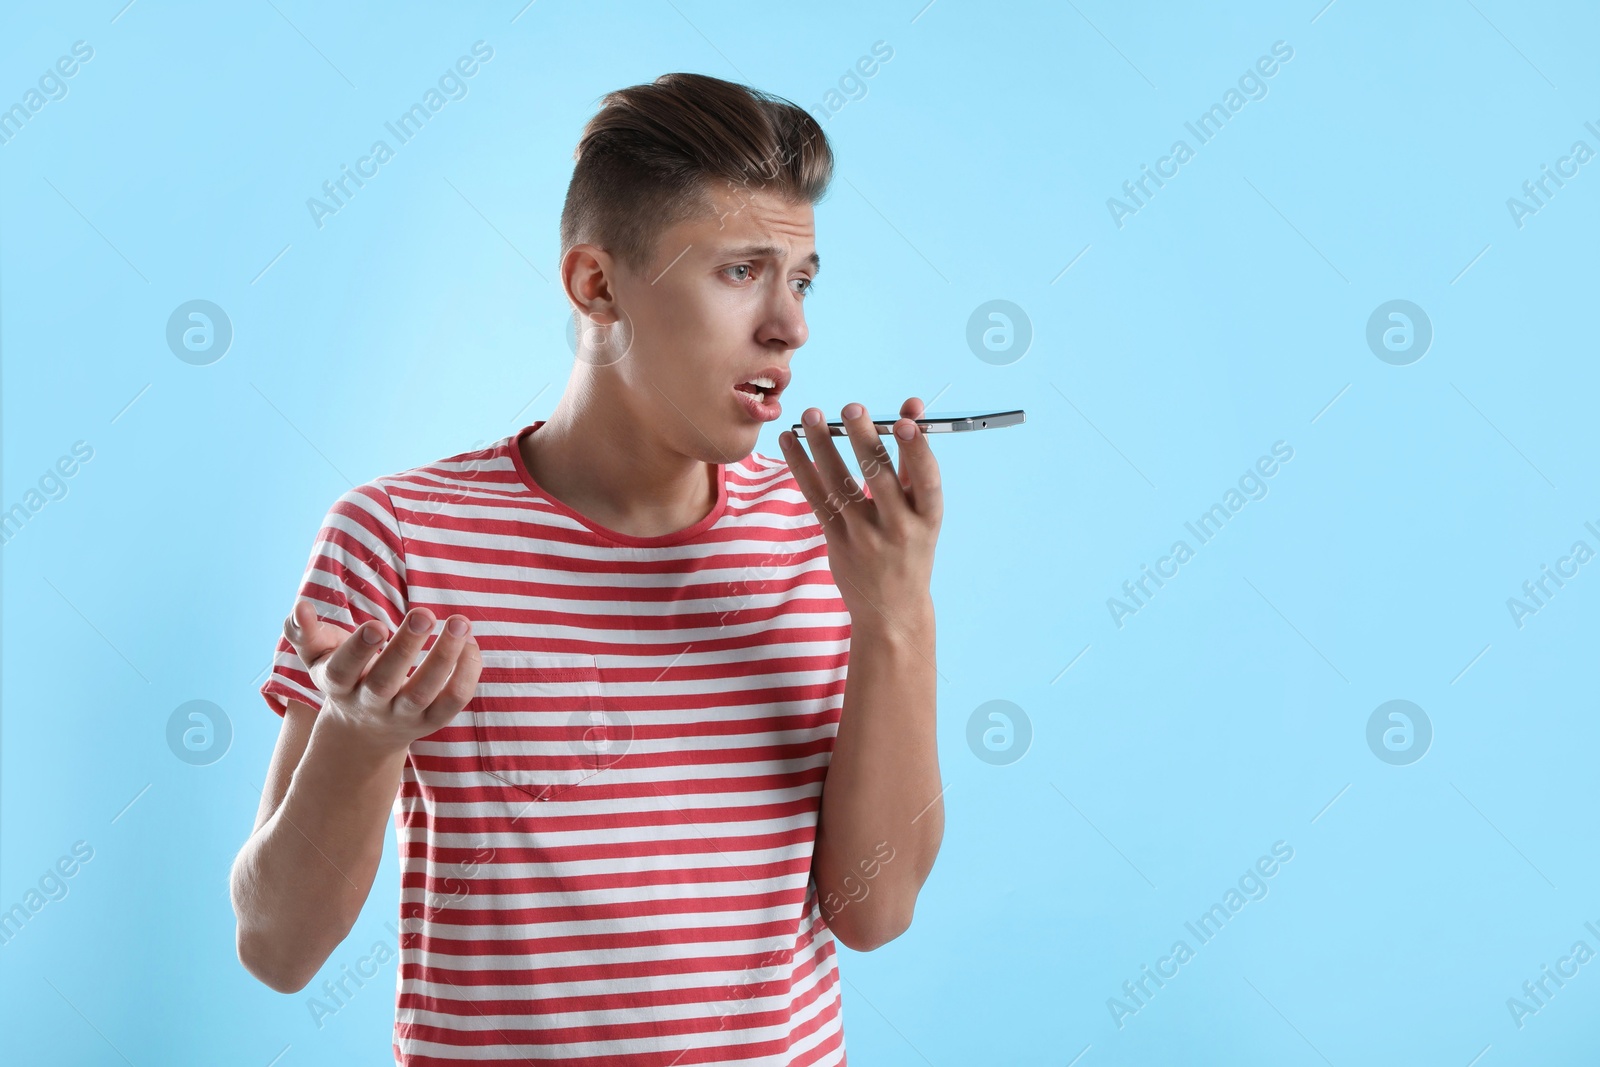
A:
284 598 348 671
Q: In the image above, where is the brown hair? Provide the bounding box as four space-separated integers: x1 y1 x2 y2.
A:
559 73 833 274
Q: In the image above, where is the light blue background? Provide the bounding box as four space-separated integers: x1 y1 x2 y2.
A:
4 1 1598 1063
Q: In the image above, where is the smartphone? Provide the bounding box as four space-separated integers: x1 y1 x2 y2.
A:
789 408 1025 437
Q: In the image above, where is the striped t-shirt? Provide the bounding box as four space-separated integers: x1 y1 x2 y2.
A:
260 420 852 1065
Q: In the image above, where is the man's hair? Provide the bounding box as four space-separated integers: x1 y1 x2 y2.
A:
559 73 833 275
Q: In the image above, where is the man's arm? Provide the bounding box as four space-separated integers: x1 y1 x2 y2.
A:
810 600 942 951
779 395 946 952
231 602 480 992
230 699 407 993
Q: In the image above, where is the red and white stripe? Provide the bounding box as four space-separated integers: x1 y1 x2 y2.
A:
263 422 851 1065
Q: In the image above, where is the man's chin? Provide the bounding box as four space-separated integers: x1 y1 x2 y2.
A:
671 421 753 466
716 434 759 464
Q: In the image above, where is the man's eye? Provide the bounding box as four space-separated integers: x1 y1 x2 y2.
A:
792 277 816 296
724 265 753 282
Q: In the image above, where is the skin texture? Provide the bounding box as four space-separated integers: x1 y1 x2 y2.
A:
231 180 945 992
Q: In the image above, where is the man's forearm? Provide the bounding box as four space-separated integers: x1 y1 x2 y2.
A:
812 597 943 950
231 714 405 992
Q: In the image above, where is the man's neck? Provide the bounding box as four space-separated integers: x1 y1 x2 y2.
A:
518 394 719 539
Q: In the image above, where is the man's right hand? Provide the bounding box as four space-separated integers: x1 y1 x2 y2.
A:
283 600 482 757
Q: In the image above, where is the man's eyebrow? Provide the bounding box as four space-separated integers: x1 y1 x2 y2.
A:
716 245 821 273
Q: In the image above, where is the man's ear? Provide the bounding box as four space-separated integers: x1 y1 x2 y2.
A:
561 243 621 325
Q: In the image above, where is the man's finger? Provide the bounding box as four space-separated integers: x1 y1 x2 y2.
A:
423 640 484 729
362 608 440 702
842 403 909 520
286 599 369 698
395 615 475 717
284 598 341 663
316 619 390 698
799 407 863 521
896 397 926 492
777 428 839 530
893 409 944 521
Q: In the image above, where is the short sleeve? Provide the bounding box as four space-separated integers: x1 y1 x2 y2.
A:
260 482 409 717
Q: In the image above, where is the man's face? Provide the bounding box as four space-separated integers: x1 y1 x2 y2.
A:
597 181 818 462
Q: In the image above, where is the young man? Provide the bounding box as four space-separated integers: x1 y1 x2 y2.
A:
231 72 945 1065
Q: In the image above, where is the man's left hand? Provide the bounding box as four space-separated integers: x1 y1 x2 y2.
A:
778 396 943 630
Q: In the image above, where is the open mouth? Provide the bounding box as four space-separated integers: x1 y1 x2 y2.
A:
733 375 779 404
732 366 790 422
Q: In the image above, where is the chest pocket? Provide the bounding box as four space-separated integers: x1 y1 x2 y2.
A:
472 651 627 802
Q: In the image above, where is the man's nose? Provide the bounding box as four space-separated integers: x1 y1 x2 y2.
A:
760 287 808 350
